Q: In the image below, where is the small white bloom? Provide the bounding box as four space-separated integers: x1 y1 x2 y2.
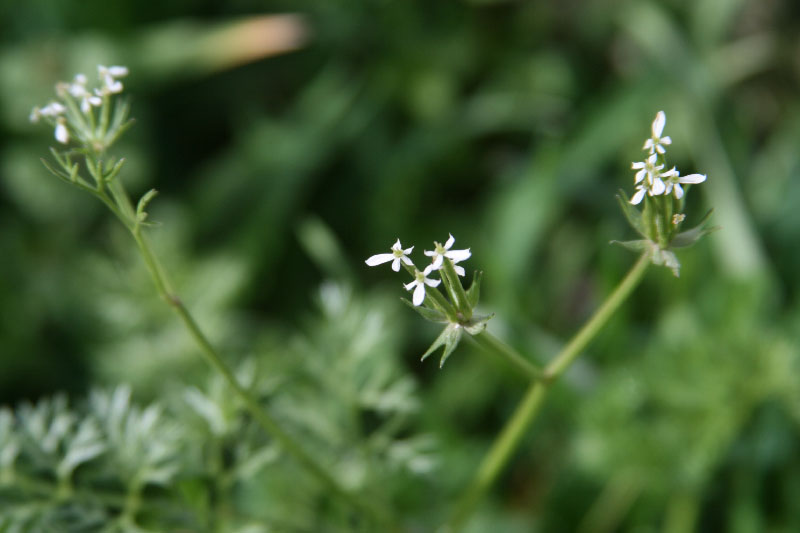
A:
643 110 672 155
663 173 707 199
630 154 671 203
424 234 471 275
365 239 414 272
54 117 69 144
404 265 441 306
68 73 102 113
98 64 128 94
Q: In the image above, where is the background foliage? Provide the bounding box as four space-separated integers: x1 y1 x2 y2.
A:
2 0 800 530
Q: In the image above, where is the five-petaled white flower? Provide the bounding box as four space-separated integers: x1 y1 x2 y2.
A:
424 234 471 276
643 110 672 155
365 239 414 272
663 172 706 200
98 65 129 95
404 265 441 306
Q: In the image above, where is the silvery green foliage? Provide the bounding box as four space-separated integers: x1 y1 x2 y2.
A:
0 283 428 532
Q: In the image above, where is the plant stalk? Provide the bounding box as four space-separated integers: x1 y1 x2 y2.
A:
105 180 390 526
446 253 650 531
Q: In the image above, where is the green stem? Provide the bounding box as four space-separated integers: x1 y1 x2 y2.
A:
470 331 541 380
104 181 389 526
446 253 650 531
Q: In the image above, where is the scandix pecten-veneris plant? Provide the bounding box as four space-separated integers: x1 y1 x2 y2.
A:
9 67 715 531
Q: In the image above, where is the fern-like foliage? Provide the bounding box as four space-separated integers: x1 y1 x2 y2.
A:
0 281 430 532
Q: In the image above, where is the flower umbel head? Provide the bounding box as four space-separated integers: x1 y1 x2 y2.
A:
30 65 132 153
365 239 414 272
365 234 489 367
615 110 716 276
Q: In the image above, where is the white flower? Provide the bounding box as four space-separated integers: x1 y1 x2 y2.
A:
663 173 707 199
54 117 69 144
630 154 671 204
30 101 66 123
365 239 414 272
404 265 441 306
98 65 128 94
68 73 102 113
424 234 471 276
643 110 672 155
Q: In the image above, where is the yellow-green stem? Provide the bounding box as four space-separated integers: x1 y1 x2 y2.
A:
105 180 390 526
470 331 541 381
446 253 650 531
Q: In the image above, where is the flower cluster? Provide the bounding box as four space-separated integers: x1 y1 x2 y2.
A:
366 234 470 306
616 111 716 276
30 65 129 148
366 235 489 367
630 111 706 205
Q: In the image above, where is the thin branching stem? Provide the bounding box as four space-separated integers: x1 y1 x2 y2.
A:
446 253 650 531
101 179 393 528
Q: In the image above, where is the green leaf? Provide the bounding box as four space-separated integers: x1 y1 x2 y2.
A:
136 188 159 223
610 239 651 253
616 190 647 238
466 270 483 309
420 323 463 368
671 209 719 248
402 298 448 323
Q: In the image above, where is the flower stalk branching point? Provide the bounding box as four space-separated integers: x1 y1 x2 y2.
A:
615 110 717 276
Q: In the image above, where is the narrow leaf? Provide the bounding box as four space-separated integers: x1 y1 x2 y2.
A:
401 298 448 323
616 190 647 238
466 271 483 309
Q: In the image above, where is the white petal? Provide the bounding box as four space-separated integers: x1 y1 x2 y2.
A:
422 264 438 276
453 265 465 276
444 234 455 250
391 258 401 272
109 66 129 77
423 250 435 257
430 255 443 270
673 184 684 199
401 255 414 266
643 139 654 151
365 253 394 266
424 278 441 288
651 178 666 195
392 238 402 250
404 280 418 291
678 173 706 184
661 136 672 145
412 284 426 306
635 169 646 184
655 144 666 154
445 249 471 263
652 111 666 137
55 122 69 144
632 161 645 169
630 188 646 205
81 98 91 113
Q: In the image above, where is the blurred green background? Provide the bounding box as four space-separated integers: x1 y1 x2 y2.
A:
2 0 800 530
